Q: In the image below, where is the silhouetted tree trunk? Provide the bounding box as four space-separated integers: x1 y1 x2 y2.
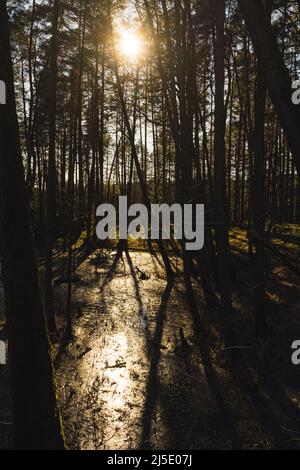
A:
238 0 300 175
213 0 235 347
253 58 267 337
45 0 60 334
0 1 65 450
252 0 272 337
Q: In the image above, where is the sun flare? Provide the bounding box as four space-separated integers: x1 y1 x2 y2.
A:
117 28 143 62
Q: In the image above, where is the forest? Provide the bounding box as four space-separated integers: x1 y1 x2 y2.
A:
0 0 300 452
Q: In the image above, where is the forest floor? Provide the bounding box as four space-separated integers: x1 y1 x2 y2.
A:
54 249 229 450
1 228 300 449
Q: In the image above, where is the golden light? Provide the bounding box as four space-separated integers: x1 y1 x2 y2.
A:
117 28 143 62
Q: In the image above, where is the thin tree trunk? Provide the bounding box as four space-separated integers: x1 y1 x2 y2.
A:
253 56 267 337
45 0 60 334
213 0 235 347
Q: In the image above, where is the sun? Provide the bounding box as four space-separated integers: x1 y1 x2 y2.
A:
117 28 143 62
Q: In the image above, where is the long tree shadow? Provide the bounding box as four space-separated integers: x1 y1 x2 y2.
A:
157 357 224 449
212 278 300 446
196 290 300 449
125 249 175 448
139 280 174 449
55 246 124 368
231 363 300 449
177 273 242 449
258 368 300 424
227 250 300 446
128 248 241 449
98 242 127 294
125 251 150 339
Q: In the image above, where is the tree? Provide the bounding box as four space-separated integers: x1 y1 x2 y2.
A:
213 0 235 346
45 0 60 334
0 0 65 450
238 0 300 175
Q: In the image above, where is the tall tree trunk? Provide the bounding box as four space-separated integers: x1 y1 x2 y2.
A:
45 0 60 334
213 0 235 347
253 57 267 337
0 1 65 449
238 0 300 175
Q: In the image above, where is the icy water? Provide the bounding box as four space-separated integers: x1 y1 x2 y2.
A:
2 248 300 450
55 249 228 450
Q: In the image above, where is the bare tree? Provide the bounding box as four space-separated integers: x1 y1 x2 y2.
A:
0 1 65 450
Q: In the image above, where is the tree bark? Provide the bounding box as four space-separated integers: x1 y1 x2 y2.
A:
238 0 300 175
0 1 65 449
213 0 235 347
45 0 60 334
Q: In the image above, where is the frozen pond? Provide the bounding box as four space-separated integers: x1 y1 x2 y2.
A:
55 250 227 450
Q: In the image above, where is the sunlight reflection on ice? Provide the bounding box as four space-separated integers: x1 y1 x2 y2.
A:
102 333 130 409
